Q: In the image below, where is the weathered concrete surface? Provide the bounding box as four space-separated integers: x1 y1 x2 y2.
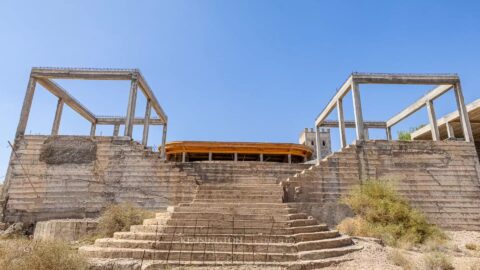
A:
34 219 98 241
39 136 97 164
283 140 480 230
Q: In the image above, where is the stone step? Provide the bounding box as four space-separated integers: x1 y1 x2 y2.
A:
156 218 318 228
167 212 309 221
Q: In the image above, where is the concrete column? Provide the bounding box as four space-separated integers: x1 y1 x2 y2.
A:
426 100 440 141
351 82 365 141
182 152 186 163
161 124 167 160
363 127 369 140
113 124 120 136
315 126 321 165
288 154 292 164
208 152 213 161
51 98 64 136
124 77 138 137
386 127 392 141
16 77 37 138
337 99 346 148
260 153 263 162
453 82 473 142
90 123 96 137
142 101 151 146
234 153 238 162
446 122 455 139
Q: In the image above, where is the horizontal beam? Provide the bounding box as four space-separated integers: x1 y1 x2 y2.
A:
137 74 168 123
96 117 164 125
352 73 460 85
36 78 96 123
315 77 352 127
31 67 137 80
386 84 453 127
320 120 387 129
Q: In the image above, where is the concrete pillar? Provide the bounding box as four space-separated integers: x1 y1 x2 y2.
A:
90 123 96 137
113 124 120 136
337 99 346 148
426 100 440 141
16 77 37 138
208 152 212 161
260 153 263 162
234 153 238 162
386 127 392 141
453 82 473 142
315 126 321 165
161 124 167 160
446 121 455 139
288 154 292 164
363 127 369 140
51 98 64 136
124 77 138 137
351 82 365 141
182 152 186 163
142 101 151 146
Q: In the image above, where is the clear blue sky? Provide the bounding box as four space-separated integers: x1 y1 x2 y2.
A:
1 1 480 181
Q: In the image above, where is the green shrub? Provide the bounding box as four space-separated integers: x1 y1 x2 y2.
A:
95 203 154 238
423 252 454 270
339 180 445 246
0 239 87 270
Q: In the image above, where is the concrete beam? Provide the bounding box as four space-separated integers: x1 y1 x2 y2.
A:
386 84 453 128
36 78 96 123
454 82 473 142
96 117 163 125
31 67 137 80
351 73 460 85
426 100 440 141
51 99 64 136
137 74 168 124
15 77 37 138
320 120 387 129
315 77 352 127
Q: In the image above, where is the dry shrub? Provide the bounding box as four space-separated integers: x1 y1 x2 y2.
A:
340 180 445 246
423 252 454 270
337 216 370 236
388 249 414 270
0 238 87 270
96 203 154 238
466 243 479 251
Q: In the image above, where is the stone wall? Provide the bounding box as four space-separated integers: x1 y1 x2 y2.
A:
283 140 480 230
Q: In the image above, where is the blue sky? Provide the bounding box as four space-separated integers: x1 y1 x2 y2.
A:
1 1 480 181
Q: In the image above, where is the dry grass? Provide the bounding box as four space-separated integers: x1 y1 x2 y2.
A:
423 252 454 270
0 238 87 270
387 249 414 270
95 203 155 238
338 180 445 247
466 243 479 251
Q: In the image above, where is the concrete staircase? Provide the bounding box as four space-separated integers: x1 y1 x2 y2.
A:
80 165 360 269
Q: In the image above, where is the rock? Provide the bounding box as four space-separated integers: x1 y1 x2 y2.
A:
0 222 24 237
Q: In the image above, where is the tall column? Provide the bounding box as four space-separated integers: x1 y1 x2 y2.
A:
315 126 322 165
142 101 151 146
16 77 37 138
51 98 64 136
351 82 365 141
453 82 473 142
446 122 455 139
182 152 186 163
363 128 369 140
113 124 120 136
337 99 346 148
234 153 238 162
260 153 264 162
90 122 96 137
124 76 138 137
208 152 213 161
288 154 292 164
386 127 392 141
161 124 168 160
426 100 440 141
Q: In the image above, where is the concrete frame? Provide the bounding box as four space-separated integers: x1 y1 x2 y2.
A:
315 73 473 164
15 67 168 158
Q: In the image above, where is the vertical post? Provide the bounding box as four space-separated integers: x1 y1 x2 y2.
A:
142 100 151 146
315 126 321 165
182 152 186 163
363 127 369 140
287 154 292 164
161 124 168 160
453 82 473 142
124 76 138 137
16 77 37 138
337 99 346 148
426 100 440 141
113 124 120 136
234 153 238 162
446 122 455 139
351 82 365 141
260 153 263 162
90 122 96 137
386 127 392 141
51 98 64 136
208 152 213 161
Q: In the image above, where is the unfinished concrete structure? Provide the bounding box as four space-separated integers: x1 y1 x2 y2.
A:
299 128 331 160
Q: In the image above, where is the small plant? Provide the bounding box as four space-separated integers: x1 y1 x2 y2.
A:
0 239 87 270
466 243 479 250
388 249 414 270
423 252 454 270
95 203 155 238
339 180 445 246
